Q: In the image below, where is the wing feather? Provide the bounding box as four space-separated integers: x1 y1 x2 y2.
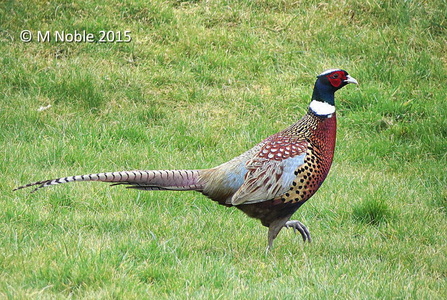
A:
231 137 308 205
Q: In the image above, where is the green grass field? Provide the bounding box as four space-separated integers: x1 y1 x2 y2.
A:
1 0 446 298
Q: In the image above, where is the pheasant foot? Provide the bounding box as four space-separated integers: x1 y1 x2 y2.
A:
284 220 311 242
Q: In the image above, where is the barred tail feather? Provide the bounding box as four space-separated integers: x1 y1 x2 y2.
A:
13 170 205 193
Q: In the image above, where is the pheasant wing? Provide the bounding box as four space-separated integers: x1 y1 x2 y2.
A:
231 137 308 205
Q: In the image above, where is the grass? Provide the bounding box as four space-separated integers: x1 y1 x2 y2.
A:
1 0 447 298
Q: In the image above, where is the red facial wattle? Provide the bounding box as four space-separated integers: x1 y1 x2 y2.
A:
326 71 347 88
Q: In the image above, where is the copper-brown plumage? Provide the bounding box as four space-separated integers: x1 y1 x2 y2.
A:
14 69 357 249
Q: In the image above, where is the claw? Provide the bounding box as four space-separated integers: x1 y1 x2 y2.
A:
284 220 312 242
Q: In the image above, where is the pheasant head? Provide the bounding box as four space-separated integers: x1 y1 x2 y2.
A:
310 69 358 115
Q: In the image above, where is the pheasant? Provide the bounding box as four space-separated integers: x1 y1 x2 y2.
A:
14 69 357 249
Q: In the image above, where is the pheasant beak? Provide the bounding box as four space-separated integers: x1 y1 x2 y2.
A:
344 75 358 85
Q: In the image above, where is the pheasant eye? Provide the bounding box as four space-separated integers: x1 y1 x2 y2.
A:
326 72 343 87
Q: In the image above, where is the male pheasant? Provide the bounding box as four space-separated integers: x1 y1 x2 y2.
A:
14 69 357 249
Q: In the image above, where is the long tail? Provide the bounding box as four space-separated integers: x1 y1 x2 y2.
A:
13 170 205 193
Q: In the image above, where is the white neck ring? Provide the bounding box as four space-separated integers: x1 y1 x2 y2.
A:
309 100 335 116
